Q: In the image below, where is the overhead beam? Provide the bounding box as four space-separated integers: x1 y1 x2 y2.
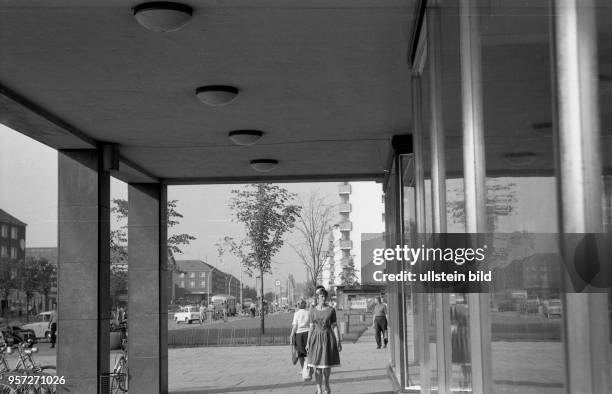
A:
0 83 95 149
163 173 384 185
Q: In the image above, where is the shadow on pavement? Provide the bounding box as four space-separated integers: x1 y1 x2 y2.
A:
172 374 389 393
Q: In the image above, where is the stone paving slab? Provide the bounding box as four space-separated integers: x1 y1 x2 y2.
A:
17 329 612 393
169 327 393 394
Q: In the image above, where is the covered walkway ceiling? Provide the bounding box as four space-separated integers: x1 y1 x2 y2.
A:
0 0 418 183
1 1 610 183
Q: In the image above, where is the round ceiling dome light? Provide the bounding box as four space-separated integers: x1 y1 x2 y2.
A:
196 86 239 106
134 2 193 32
229 130 264 146
250 159 279 172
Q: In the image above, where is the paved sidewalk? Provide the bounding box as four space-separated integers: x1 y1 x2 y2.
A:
169 327 394 394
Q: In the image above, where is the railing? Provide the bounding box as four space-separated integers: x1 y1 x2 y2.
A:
168 327 293 347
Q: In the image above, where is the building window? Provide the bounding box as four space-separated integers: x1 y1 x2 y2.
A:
200 272 206 278
189 272 195 278
179 281 185 288
0 225 7 237
10 247 17 258
0 246 7 257
189 281 195 288
10 227 17 239
179 273 185 278
201 281 206 288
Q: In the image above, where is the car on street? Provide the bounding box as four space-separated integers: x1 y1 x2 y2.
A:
0 317 37 345
21 311 54 340
173 305 201 324
543 299 562 318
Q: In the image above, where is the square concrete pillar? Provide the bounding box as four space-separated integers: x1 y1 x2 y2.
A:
128 183 168 393
58 149 111 393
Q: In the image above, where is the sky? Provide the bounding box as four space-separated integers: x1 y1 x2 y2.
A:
0 124 384 291
0 123 563 292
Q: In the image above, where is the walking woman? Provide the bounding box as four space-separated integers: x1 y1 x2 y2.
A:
290 299 310 369
372 296 388 349
307 288 341 394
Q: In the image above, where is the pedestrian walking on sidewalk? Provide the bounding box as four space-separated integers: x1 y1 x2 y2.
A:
302 284 326 382
290 299 310 369
49 307 58 349
451 303 471 388
199 302 206 325
372 296 388 349
307 288 341 394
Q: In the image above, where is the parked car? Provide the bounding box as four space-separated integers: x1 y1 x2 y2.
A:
173 305 201 324
21 311 54 341
0 318 37 345
543 299 562 318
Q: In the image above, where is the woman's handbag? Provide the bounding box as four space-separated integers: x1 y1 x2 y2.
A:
301 360 312 381
291 345 298 365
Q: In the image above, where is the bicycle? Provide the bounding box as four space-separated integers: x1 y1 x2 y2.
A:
1 340 57 393
109 338 128 393
0 382 14 394
0 343 11 373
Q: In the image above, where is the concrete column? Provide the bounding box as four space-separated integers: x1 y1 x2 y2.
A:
58 149 110 393
550 1 609 392
128 183 168 393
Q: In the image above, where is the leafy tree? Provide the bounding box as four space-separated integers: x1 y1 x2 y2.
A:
340 256 360 287
21 257 41 321
229 184 301 333
110 266 128 306
31 257 56 311
292 193 334 296
0 257 19 317
216 236 254 274
110 198 196 271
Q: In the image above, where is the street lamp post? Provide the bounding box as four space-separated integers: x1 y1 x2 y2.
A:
226 274 233 297
239 269 243 306
207 265 216 306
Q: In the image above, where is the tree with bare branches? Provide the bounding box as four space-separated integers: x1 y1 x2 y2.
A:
293 192 335 296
